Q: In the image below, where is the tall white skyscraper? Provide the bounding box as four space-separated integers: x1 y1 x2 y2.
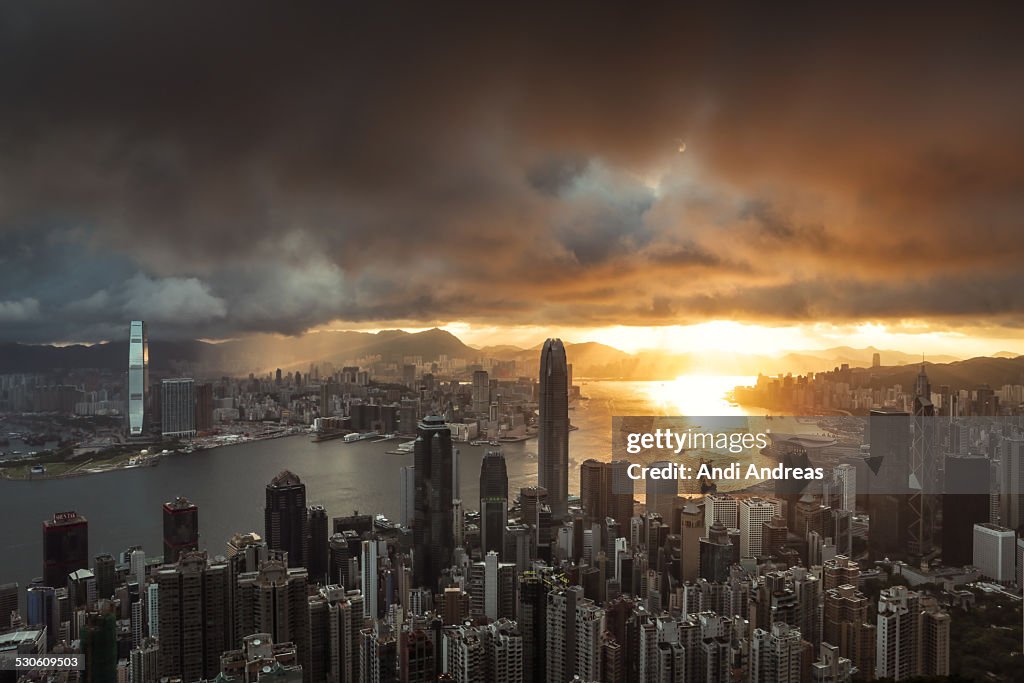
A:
739 497 779 558
705 493 739 536
127 320 149 436
130 548 146 588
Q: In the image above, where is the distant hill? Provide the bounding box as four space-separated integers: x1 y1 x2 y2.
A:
5 330 1022 387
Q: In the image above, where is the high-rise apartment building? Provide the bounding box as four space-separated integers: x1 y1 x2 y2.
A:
154 552 232 682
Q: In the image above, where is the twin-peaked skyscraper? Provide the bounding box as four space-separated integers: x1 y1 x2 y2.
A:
538 338 569 519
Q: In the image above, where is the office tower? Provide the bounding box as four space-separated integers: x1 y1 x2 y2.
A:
265 470 309 568
908 366 937 559
194 382 214 432
823 583 875 677
162 496 199 564
481 551 516 621
680 503 703 582
518 572 549 683
308 586 364 683
235 560 310 677
127 320 149 436
155 552 231 682
399 466 415 527
43 511 89 589
0 582 17 631
471 370 490 415
705 494 738 535
306 505 329 585
872 352 881 368
645 461 678 522
160 378 196 438
699 520 734 582
833 464 856 513
973 523 1016 583
739 498 779 559
867 410 911 561
942 453 990 566
479 450 509 557
361 540 380 619
538 338 569 519
750 622 802 683
81 603 118 683
545 585 604 683
130 638 160 683
876 587 950 679
359 623 397 683
999 435 1024 530
412 416 455 589
93 554 116 601
26 585 59 647
130 548 147 588
68 568 97 609
328 533 358 588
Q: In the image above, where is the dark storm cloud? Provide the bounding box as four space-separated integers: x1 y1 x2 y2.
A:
1 4 1024 341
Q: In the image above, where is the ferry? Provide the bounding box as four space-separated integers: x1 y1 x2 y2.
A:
343 431 379 443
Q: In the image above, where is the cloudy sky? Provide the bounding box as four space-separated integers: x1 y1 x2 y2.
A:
2 5 1023 355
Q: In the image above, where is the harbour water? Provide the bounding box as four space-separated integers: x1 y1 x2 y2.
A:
0 377 759 589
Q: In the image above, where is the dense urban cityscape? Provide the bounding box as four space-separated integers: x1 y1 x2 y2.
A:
4 4 1024 683
1 321 1024 682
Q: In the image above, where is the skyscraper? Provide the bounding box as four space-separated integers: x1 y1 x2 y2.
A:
81 603 118 683
43 511 89 589
739 497 779 559
160 378 196 438
399 466 415 527
234 560 311 674
645 460 678 522
479 450 509 557
162 496 199 564
127 320 149 436
942 453 990 567
471 370 490 415
579 459 634 527
265 470 309 568
308 505 329 585
413 416 455 589
867 410 911 561
538 338 569 519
